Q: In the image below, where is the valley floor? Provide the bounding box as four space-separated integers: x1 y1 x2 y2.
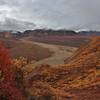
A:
20 39 77 67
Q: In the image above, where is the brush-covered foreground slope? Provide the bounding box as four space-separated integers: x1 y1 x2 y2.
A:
24 36 100 100
0 38 52 61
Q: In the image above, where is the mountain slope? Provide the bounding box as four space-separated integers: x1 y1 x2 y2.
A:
24 36 100 100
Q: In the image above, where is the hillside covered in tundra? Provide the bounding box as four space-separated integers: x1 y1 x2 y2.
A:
1 0 100 99
0 36 100 100
23 36 100 100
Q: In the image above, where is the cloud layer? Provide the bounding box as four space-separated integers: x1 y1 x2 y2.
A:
0 0 100 31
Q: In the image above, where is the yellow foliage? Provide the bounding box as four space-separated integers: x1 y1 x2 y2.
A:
12 56 28 69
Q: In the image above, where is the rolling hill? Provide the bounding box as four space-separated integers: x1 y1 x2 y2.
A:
24 36 100 100
0 38 52 62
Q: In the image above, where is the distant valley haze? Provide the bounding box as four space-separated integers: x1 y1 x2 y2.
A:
0 0 100 31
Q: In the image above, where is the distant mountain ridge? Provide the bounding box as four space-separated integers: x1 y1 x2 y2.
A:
0 29 100 39
20 29 77 37
78 31 100 36
14 30 100 37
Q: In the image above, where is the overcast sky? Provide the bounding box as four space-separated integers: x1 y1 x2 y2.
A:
0 0 100 31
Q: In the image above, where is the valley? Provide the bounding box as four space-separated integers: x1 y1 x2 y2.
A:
21 38 77 67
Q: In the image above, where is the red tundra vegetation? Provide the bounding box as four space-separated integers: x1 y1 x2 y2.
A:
0 43 25 100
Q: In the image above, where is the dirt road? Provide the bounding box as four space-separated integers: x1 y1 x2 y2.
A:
21 39 77 66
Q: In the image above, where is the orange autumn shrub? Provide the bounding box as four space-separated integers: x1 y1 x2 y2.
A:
12 57 28 69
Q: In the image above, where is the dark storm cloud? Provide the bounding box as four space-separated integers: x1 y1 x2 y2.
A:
0 0 100 31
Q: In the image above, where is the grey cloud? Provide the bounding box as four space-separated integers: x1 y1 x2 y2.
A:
0 0 100 31
0 17 36 31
